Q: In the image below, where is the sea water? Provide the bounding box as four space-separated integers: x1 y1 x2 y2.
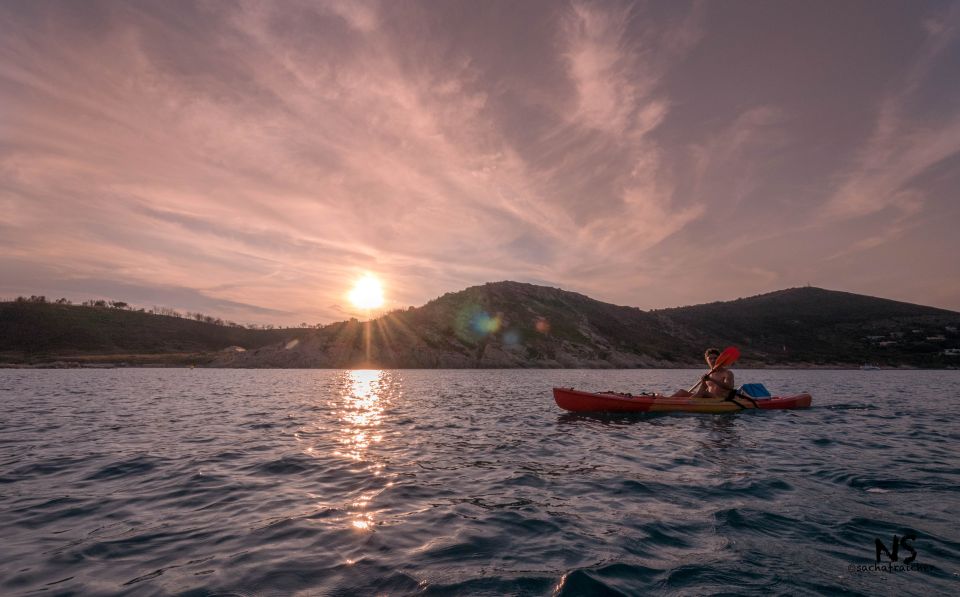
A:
1 369 958 595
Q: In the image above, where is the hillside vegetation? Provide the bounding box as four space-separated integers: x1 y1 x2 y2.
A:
215 283 960 368
3 283 958 367
0 300 308 365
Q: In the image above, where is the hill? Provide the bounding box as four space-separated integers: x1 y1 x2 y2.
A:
651 287 960 366
3 284 958 368
213 283 960 368
0 301 309 366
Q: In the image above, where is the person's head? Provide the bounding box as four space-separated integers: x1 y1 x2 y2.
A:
704 347 721 367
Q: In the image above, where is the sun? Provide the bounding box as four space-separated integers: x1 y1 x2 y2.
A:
348 275 385 310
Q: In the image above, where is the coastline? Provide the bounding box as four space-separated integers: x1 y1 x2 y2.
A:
1 355 950 370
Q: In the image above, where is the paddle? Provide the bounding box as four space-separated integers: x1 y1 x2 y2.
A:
688 346 740 393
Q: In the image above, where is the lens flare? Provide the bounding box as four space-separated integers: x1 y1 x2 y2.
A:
503 329 521 346
535 317 550 334
470 312 502 335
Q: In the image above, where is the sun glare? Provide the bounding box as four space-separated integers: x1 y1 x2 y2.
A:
348 275 385 310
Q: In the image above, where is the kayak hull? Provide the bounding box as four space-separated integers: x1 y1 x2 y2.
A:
553 388 813 414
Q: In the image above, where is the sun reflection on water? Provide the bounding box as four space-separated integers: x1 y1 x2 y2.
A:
336 370 386 463
300 369 400 534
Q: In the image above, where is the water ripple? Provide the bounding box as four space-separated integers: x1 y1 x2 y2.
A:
1 368 958 595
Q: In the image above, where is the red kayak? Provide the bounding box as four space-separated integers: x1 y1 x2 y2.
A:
553 388 813 414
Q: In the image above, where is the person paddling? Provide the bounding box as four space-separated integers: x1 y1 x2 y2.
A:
673 348 735 399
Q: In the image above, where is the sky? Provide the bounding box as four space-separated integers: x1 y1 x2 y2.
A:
2 0 959 325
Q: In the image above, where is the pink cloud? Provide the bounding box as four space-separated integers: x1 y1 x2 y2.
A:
1 1 958 323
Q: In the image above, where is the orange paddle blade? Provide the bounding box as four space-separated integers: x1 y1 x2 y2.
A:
713 346 740 370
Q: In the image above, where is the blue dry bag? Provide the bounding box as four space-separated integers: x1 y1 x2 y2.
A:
738 383 772 398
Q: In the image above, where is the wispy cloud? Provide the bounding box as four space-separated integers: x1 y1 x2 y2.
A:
1 0 958 321
823 3 960 224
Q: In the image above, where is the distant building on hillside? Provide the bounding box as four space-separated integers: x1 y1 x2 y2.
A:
943 348 960 356
926 335 946 342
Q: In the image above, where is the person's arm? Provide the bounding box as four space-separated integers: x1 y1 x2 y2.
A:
724 370 735 390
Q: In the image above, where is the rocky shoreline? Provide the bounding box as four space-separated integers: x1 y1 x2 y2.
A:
0 356 940 370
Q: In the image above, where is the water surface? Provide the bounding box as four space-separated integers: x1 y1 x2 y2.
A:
1 369 958 595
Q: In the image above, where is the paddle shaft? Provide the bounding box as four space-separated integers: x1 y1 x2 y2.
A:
687 367 722 394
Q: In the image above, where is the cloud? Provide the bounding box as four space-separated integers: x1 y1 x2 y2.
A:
563 0 646 134
0 257 290 317
823 3 960 223
1 0 958 322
